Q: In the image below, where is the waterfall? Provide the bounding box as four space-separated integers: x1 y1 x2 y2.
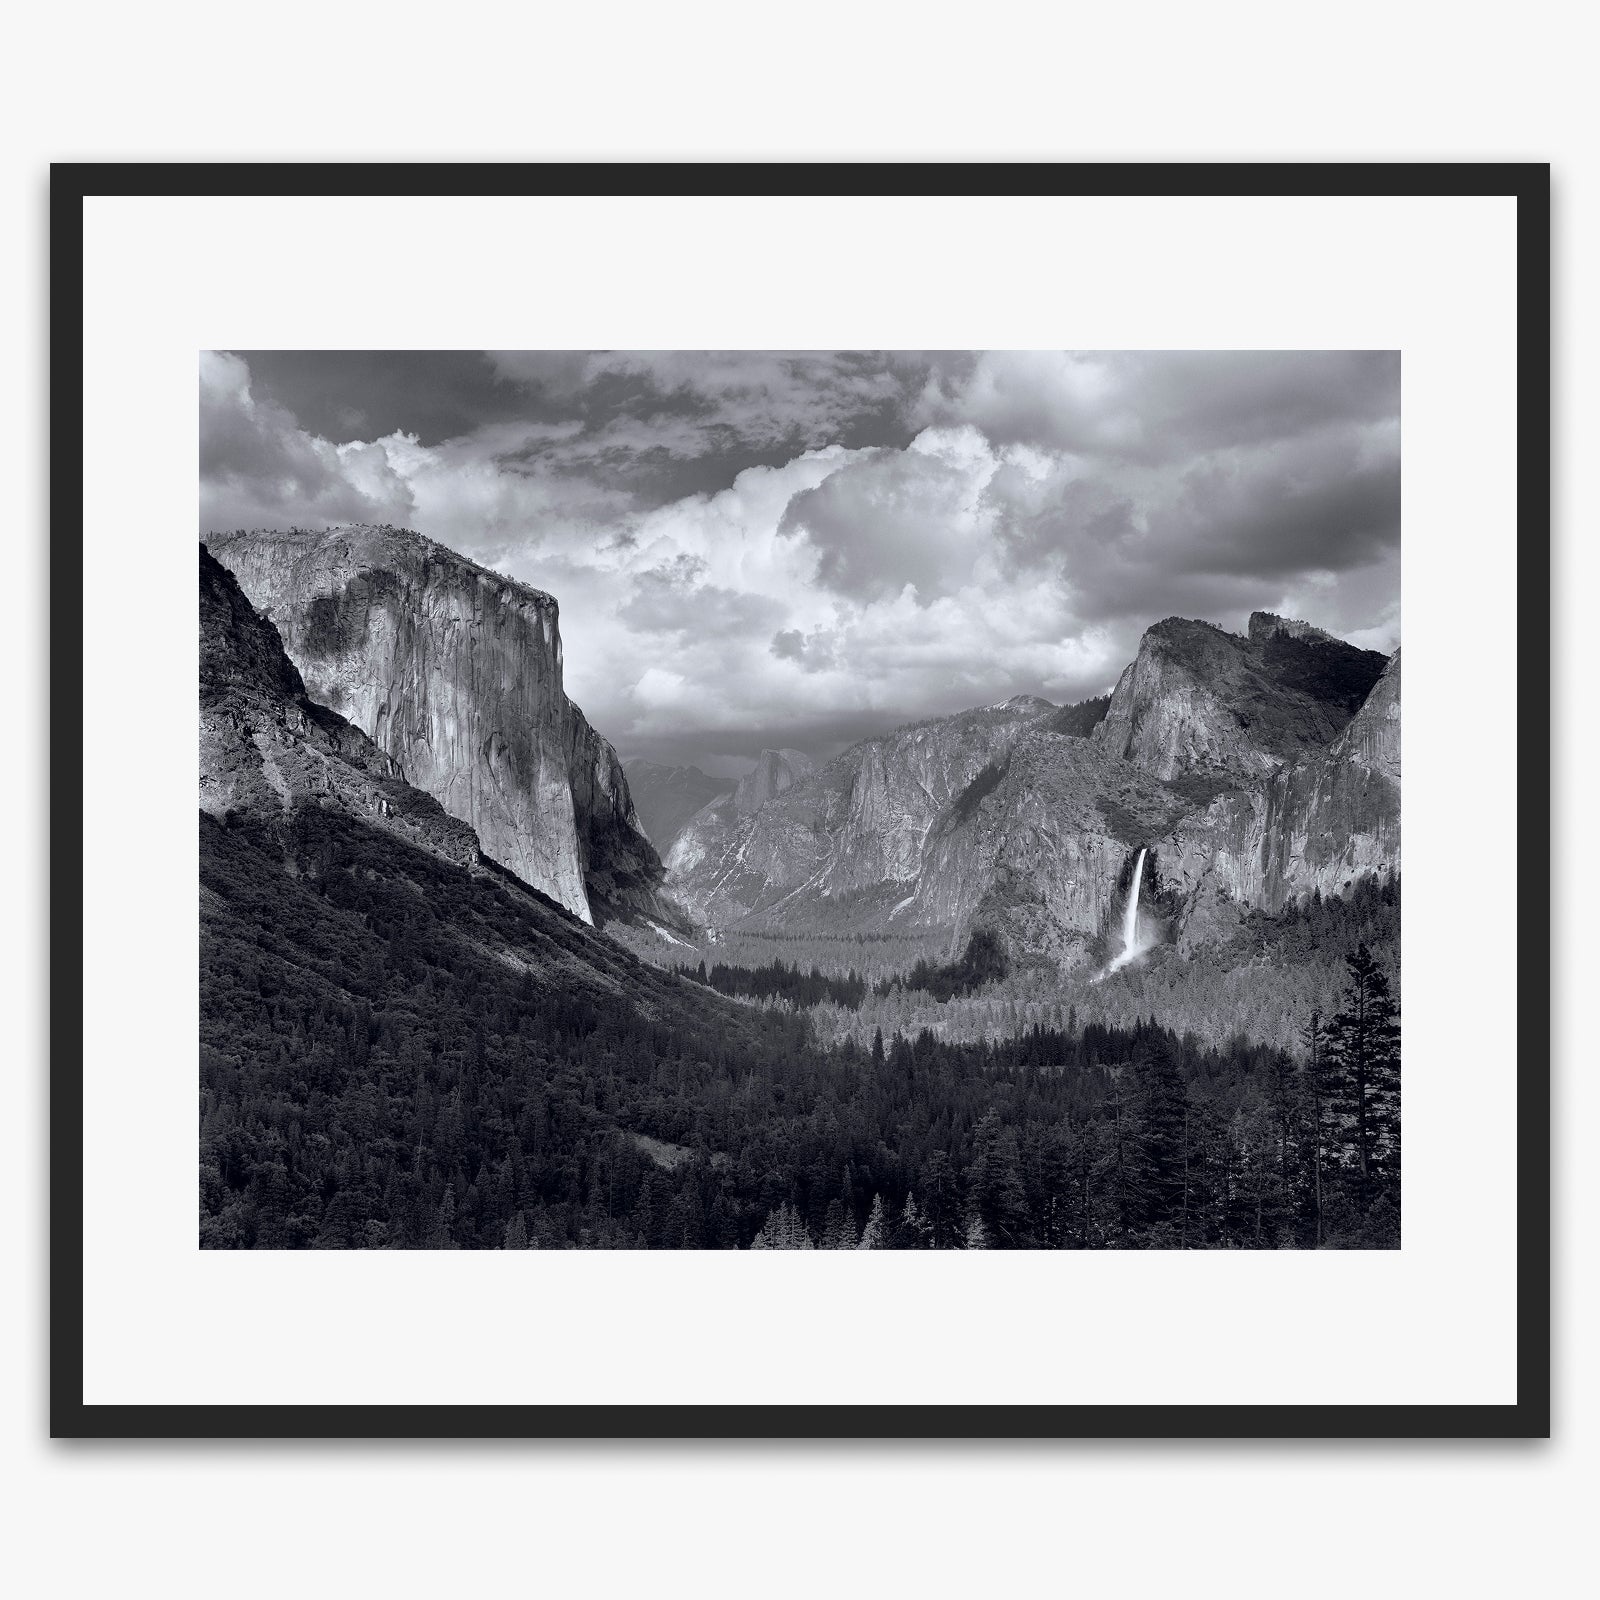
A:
1121 847 1147 957
1095 846 1150 980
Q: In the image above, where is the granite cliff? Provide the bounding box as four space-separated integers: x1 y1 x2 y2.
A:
206 524 662 925
199 543 480 871
663 619 1398 969
1156 648 1402 948
1091 613 1388 783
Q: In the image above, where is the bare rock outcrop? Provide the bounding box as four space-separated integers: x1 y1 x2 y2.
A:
1091 615 1388 784
199 544 481 870
206 524 662 924
1158 649 1401 946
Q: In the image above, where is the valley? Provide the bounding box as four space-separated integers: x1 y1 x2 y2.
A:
200 525 1402 1251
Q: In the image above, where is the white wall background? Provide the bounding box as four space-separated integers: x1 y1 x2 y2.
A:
1 3 1590 1596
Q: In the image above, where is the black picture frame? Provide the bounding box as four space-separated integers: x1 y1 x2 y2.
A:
49 160 1551 1440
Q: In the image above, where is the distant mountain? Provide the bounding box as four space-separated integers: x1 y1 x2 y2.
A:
206 523 663 926
731 748 815 816
666 699 1058 935
662 618 1399 968
621 760 725 853
1040 693 1112 739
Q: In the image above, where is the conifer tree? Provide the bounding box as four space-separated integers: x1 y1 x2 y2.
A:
894 1192 932 1249
858 1193 886 1249
1325 943 1401 1206
1299 1008 1333 1246
1129 1031 1188 1233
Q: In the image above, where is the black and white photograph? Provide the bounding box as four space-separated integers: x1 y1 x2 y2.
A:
198 348 1402 1251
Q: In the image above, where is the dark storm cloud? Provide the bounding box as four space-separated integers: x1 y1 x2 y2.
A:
491 349 921 488
237 351 534 446
984 422 1401 628
914 349 1399 464
1164 450 1400 579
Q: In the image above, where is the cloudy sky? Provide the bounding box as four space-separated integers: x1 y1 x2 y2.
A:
200 349 1400 777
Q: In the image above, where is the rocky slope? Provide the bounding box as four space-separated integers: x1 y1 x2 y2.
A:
1091 612 1388 784
206 524 662 925
200 544 481 871
664 618 1399 969
621 760 726 854
1156 648 1401 949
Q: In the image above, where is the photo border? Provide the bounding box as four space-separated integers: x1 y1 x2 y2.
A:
49 160 1551 1440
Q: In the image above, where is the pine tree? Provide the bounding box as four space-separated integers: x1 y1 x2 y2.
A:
1299 1008 1333 1246
966 1110 1031 1246
894 1192 932 1249
920 1151 960 1248
1128 1031 1188 1235
858 1194 886 1249
1325 943 1401 1208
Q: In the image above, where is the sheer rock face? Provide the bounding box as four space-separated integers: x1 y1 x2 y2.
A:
911 734 1193 966
206 524 662 924
1158 650 1401 946
199 544 481 870
1091 615 1389 784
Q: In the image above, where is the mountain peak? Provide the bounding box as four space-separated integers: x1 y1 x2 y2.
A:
996 693 1057 715
1094 611 1390 782
735 748 816 817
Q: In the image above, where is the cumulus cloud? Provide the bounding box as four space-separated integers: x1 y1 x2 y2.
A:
777 426 1002 603
199 349 1401 772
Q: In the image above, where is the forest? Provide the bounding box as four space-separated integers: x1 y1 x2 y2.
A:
200 804 1400 1251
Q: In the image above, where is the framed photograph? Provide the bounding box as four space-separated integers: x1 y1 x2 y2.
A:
52 161 1549 1438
